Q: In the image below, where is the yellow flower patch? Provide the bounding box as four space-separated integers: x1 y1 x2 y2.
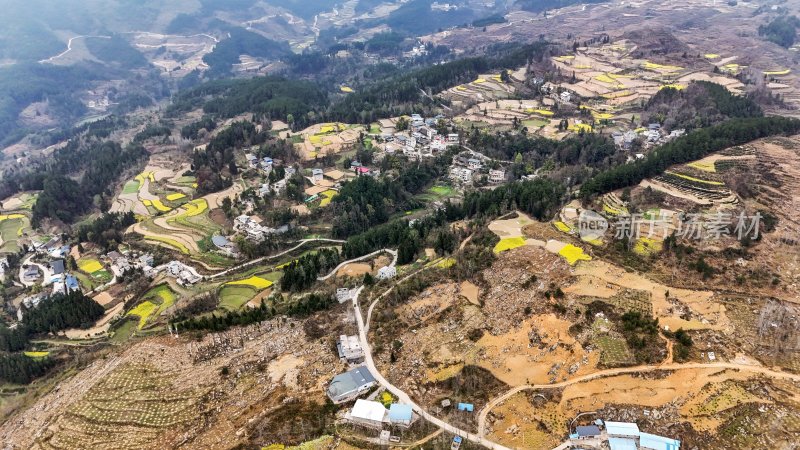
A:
493 237 527 254
558 244 592 265
78 259 104 274
227 276 273 290
554 221 571 233
128 301 158 329
166 193 186 201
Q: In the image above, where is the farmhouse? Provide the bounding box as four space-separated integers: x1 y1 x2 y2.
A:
575 425 601 439
336 288 354 303
165 261 201 286
346 399 387 429
326 367 376 404
23 266 40 282
234 215 285 242
312 168 324 184
50 259 65 276
52 274 80 296
467 158 483 170
110 256 132 277
489 169 506 184
450 167 473 183
377 266 396 280
49 245 70 259
271 179 287 194
211 235 238 257
337 335 365 363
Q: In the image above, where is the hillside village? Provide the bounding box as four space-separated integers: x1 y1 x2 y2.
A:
2 1 800 449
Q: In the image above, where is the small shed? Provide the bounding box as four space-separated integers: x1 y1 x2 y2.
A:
388 403 413 426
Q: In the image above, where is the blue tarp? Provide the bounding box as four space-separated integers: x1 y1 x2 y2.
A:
457 403 474 412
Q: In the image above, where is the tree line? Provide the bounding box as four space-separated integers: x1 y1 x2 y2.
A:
281 248 340 292
580 116 800 198
75 212 137 251
30 140 148 225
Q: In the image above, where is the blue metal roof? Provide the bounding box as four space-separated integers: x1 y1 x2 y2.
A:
606 421 641 437
388 403 413 421
211 235 230 247
640 432 681 450
608 437 637 450
65 275 80 290
576 425 601 437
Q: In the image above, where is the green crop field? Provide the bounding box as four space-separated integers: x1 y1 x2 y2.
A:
218 285 258 311
122 180 141 194
596 335 634 366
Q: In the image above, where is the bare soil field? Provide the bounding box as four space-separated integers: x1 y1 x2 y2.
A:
0 312 350 449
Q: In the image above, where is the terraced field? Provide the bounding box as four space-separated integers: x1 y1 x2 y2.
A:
127 285 177 329
35 363 206 449
219 275 274 310
0 213 29 254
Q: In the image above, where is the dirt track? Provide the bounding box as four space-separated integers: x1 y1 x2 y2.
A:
477 360 800 437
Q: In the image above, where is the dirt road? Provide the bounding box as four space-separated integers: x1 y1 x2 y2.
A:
476 361 800 437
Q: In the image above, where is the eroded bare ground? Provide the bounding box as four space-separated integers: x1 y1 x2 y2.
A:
486 370 800 450
369 203 800 445
0 307 356 450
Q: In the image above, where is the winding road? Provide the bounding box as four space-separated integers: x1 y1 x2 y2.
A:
346 255 800 450
316 248 397 281
476 361 800 438
352 285 514 450
208 238 346 280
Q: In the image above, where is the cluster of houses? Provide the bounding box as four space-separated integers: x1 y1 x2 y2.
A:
567 419 681 450
162 260 202 286
107 251 154 278
378 114 460 160
245 153 297 197
234 215 288 243
325 334 416 442
613 124 686 152
449 151 507 185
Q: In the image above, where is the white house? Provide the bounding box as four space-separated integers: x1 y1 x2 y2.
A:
377 266 397 280
560 91 572 103
312 168 324 184
337 335 365 363
347 399 387 429
336 288 353 303
450 167 473 183
489 169 506 184
447 133 459 144
467 158 483 170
